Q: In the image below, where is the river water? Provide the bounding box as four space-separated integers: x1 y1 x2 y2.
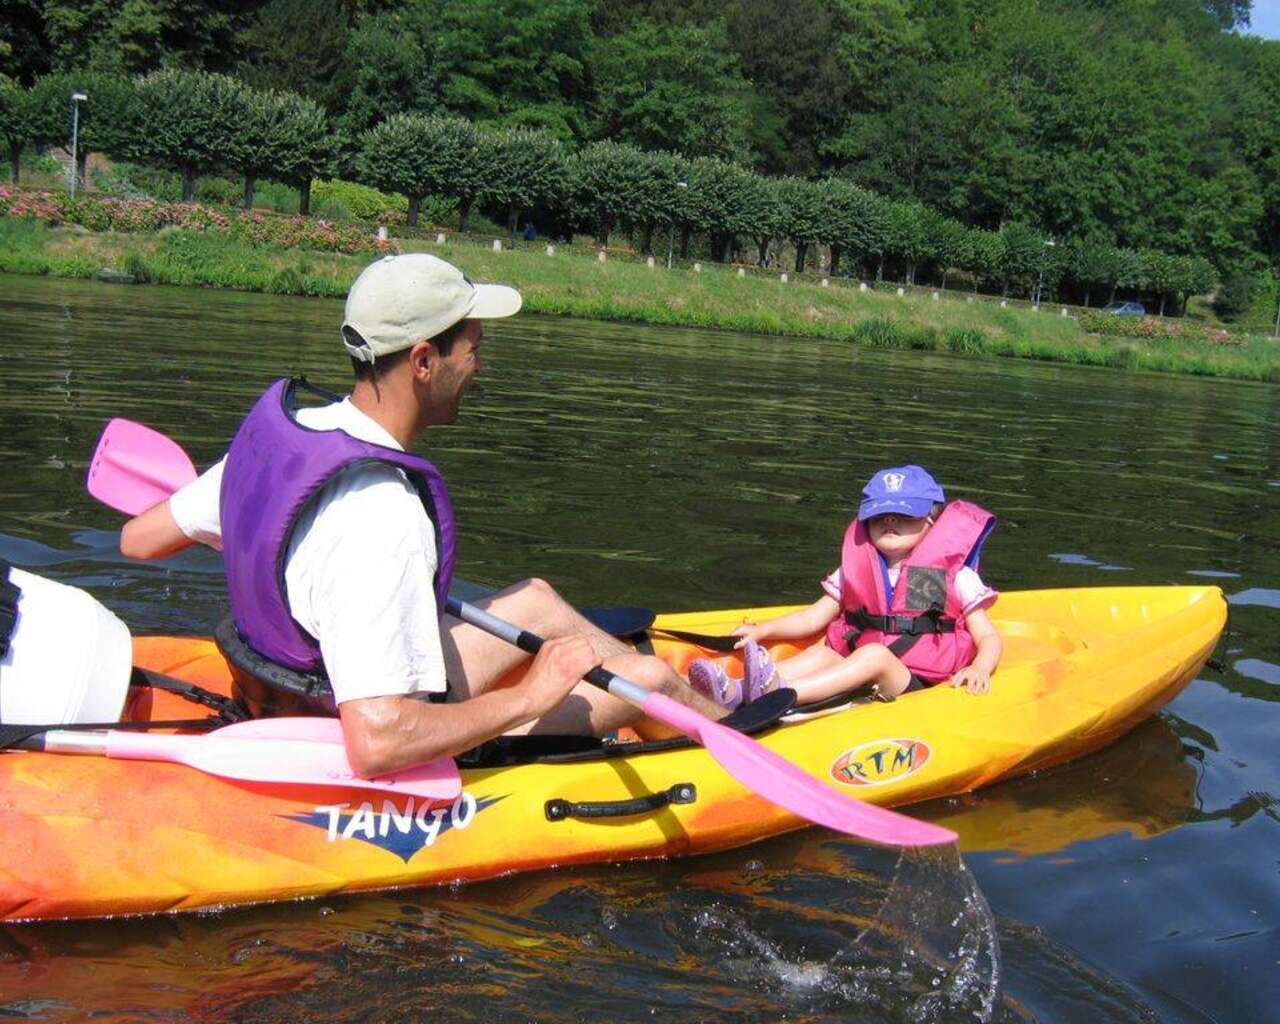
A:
0 273 1276 1023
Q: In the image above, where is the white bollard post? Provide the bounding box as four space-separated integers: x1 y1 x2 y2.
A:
737 267 745 277
694 262 702 272
647 255 655 269
493 239 502 252
545 244 555 256
377 226 388 241
966 296 974 303
999 300 1007 308
781 272 788 283
932 291 940 301
859 281 868 292
896 287 905 297
821 278 829 288
598 250 607 262
1061 307 1069 316
436 232 446 245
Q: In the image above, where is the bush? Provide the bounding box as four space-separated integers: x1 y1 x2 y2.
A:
123 252 152 283
310 178 408 222
1212 272 1256 321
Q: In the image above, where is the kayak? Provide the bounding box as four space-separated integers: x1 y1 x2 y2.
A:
0 585 1225 922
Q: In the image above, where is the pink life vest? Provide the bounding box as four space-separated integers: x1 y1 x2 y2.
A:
824 501 995 682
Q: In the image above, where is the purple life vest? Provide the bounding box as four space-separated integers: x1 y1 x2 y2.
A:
220 378 457 673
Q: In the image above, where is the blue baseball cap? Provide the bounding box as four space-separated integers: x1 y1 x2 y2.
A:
858 465 946 521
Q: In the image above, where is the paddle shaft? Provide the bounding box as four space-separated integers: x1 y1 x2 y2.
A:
445 598 648 705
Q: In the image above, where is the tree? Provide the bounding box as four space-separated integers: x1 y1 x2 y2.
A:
776 176 824 272
359 113 486 228
885 200 931 285
41 0 247 75
28 71 135 185
682 156 754 261
226 85 333 212
588 19 752 159
236 0 351 114
570 140 652 247
130 69 248 202
338 10 442 138
1070 240 1124 308
429 0 593 138
738 173 783 266
0 77 35 182
481 127 570 238
999 222 1049 298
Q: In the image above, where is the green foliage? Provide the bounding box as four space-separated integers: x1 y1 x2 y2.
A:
310 179 408 222
226 85 333 206
28 71 135 157
357 113 485 227
0 77 36 180
570 139 654 245
480 127 570 233
588 19 752 159
130 69 244 200
236 0 349 112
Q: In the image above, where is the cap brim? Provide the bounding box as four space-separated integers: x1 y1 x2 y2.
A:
858 497 937 521
469 283 522 319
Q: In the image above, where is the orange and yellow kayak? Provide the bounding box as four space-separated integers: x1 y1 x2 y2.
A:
0 585 1225 922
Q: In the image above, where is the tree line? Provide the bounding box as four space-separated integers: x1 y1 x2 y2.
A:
0 67 1220 312
1 0 1270 313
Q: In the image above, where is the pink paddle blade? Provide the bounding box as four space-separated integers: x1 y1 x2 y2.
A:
100 721 461 801
642 692 957 848
87 418 198 515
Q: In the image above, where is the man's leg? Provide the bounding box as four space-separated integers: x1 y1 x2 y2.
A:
441 578 726 736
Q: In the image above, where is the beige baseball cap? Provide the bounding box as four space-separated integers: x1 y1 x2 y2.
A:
342 253 522 362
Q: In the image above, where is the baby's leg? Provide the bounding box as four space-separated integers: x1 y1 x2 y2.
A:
776 642 913 705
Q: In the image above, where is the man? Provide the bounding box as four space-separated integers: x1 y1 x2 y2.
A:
121 253 728 777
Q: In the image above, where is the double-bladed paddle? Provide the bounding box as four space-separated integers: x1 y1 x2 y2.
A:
446 598 956 848
85 417 957 847
22 716 462 800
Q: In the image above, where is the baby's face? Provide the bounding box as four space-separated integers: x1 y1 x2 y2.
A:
867 513 931 561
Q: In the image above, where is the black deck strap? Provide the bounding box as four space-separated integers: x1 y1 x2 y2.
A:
545 782 696 822
457 733 606 768
0 559 20 658
131 667 252 723
646 626 741 653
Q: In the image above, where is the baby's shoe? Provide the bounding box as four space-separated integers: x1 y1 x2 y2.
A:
688 658 743 709
742 639 780 703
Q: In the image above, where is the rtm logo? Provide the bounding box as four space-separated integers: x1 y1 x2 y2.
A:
287 792 502 862
830 739 930 787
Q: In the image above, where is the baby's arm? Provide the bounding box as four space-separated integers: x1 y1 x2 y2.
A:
732 594 840 648
949 608 1002 694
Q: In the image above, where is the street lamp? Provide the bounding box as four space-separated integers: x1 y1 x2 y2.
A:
667 180 688 269
1034 238 1056 308
69 91 87 198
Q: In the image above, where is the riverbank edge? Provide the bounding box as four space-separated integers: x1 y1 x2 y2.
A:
3 221 1277 383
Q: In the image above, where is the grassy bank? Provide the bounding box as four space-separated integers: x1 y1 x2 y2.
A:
3 216 1278 382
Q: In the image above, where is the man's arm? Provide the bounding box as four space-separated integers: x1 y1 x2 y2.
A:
339 634 599 776
120 499 195 560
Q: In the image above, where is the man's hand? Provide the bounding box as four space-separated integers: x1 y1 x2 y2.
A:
948 666 991 695
520 634 601 718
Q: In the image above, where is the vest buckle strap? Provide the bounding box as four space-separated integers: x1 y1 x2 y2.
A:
845 607 956 637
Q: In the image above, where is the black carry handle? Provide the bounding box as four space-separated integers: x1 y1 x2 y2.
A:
545 782 697 821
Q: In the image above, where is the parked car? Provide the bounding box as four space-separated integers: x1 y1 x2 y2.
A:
1101 301 1146 316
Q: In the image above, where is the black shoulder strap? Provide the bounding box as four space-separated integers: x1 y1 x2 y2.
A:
0 558 20 658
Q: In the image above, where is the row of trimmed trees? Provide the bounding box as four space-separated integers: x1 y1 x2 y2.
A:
0 70 1217 310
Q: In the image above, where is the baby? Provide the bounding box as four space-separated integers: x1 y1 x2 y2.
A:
690 465 1002 707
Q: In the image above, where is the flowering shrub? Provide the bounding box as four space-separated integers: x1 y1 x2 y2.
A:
0 186 392 256
1079 309 1243 345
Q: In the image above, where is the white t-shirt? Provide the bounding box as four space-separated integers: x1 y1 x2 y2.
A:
169 399 448 703
821 565 997 616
